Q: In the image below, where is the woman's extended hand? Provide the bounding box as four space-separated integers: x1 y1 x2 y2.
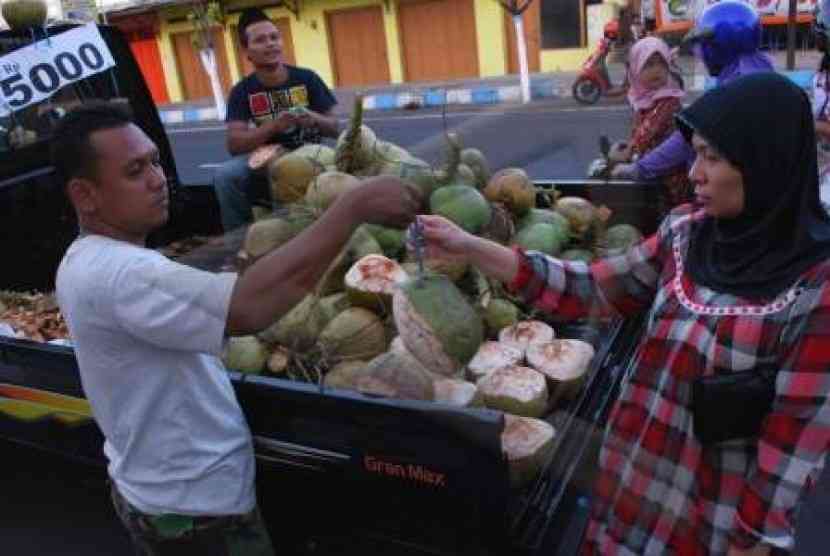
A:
413 215 474 264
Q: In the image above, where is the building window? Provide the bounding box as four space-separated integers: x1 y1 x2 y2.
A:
541 0 585 49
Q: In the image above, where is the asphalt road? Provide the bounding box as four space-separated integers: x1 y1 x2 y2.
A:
165 99 635 187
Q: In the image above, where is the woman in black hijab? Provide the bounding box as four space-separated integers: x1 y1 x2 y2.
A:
417 72 830 554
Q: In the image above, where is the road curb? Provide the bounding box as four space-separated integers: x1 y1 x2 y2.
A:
158 69 815 126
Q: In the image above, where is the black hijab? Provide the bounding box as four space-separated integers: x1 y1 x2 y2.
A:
676 72 830 299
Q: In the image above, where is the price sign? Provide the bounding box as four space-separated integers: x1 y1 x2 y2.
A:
0 23 115 117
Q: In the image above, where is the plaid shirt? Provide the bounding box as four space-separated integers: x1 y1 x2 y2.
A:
508 206 830 554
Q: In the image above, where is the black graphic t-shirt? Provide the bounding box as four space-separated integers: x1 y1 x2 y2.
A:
225 65 337 149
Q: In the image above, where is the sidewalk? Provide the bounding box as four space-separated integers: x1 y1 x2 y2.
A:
158 49 821 125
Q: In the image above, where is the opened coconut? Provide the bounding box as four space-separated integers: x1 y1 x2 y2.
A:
460 148 491 189
514 222 566 256
467 341 524 382
484 168 536 216
434 379 483 408
323 360 370 390
268 153 319 203
526 340 595 405
248 144 284 171
344 254 409 313
355 351 435 401
477 365 549 418
223 336 269 374
499 320 556 356
501 414 557 488
484 299 521 337
429 184 492 234
305 171 363 210
266 346 291 375
318 307 388 362
2 0 46 30
393 274 483 378
317 226 384 296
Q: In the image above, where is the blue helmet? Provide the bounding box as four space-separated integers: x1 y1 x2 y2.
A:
686 1 762 76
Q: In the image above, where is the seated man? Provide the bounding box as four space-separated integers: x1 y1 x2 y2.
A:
215 7 339 232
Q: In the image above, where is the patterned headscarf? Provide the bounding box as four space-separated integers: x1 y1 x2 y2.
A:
626 37 685 112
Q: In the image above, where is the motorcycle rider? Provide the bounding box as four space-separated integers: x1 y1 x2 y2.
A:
611 1 774 186
811 0 830 214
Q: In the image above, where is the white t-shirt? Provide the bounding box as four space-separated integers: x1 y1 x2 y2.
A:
56 235 256 516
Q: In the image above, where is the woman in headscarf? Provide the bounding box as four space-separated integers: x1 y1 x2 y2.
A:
611 36 691 208
417 72 830 555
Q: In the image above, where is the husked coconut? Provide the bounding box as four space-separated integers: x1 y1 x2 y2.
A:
318 307 388 362
526 340 595 405
266 346 291 375
355 351 435 401
259 296 326 351
478 366 549 418
393 274 484 378
467 341 524 382
268 153 319 203
434 379 483 408
344 254 409 313
498 320 556 356
501 414 557 488
223 336 269 374
323 360 370 391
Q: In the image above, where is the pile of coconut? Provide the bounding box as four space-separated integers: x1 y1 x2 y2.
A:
221 96 642 489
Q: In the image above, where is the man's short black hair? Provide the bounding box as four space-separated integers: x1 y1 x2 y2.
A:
238 8 272 48
50 101 132 184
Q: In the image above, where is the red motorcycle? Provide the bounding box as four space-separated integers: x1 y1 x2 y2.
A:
572 21 628 105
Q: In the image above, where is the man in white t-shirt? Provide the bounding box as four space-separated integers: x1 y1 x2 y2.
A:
51 102 420 555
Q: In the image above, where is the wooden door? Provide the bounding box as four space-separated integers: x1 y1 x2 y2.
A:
505 0 541 74
233 18 296 78
326 6 391 87
398 0 479 82
127 31 169 104
171 28 232 101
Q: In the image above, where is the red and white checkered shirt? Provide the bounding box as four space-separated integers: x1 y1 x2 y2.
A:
508 205 830 555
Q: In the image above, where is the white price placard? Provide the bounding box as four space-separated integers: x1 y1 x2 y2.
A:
0 22 115 117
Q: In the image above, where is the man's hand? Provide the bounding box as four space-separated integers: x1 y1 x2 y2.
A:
611 162 639 179
608 141 633 163
269 111 300 134
343 176 422 229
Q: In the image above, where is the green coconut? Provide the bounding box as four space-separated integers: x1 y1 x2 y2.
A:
560 249 595 263
502 414 557 488
554 196 596 240
429 184 492 234
393 274 484 378
223 336 269 374
355 351 435 401
293 143 336 168
344 254 409 313
259 295 326 351
2 0 46 31
243 216 302 260
517 209 571 237
460 148 491 189
323 360 370 390
268 153 320 204
317 292 351 323
484 168 536 216
455 164 478 187
514 223 566 256
305 171 364 210
398 158 440 201
365 224 407 258
402 255 468 283
477 365 549 418
318 307 389 362
600 223 644 255
484 298 521 337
